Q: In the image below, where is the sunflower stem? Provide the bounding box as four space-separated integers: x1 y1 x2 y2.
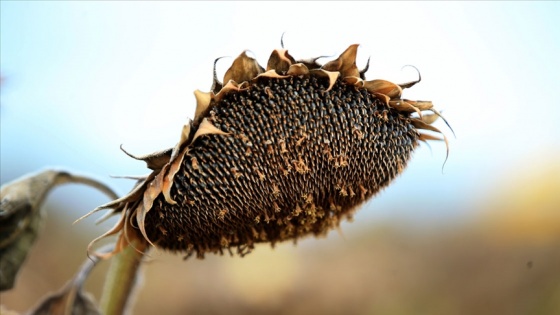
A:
99 239 149 315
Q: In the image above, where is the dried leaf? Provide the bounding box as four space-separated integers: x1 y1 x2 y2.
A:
0 170 118 291
26 245 111 315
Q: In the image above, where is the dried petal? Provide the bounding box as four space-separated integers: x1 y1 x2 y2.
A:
78 174 154 224
428 108 456 138
143 169 166 213
359 56 370 79
363 80 403 99
398 65 422 89
343 76 364 87
85 174 156 257
286 63 309 76
191 118 230 144
223 51 263 84
169 122 192 161
211 57 225 94
256 69 290 80
389 100 423 118
214 80 246 103
373 93 390 105
411 118 449 163
404 99 433 111
310 69 340 91
419 133 443 142
162 147 190 204
134 202 154 248
119 145 171 171
297 56 326 70
193 90 213 121
322 44 360 77
266 49 295 73
421 113 439 125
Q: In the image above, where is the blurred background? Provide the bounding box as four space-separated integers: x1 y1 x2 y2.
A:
1 1 559 314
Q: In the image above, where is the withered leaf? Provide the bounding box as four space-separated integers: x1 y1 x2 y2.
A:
26 245 112 315
0 170 118 291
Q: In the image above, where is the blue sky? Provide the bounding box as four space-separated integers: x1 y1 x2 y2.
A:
1 1 559 230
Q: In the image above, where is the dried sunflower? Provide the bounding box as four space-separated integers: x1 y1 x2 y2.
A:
84 44 451 259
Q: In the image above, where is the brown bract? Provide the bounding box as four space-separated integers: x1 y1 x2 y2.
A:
85 44 451 259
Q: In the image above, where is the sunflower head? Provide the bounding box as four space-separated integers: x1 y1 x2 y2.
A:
85 43 451 259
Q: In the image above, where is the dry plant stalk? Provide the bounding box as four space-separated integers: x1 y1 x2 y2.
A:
85 44 451 259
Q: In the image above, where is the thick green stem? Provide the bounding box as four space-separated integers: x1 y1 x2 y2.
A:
99 239 149 315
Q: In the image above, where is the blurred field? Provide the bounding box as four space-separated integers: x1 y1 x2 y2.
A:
2 157 559 315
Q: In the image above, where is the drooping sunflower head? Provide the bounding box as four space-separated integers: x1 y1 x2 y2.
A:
84 43 451 259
